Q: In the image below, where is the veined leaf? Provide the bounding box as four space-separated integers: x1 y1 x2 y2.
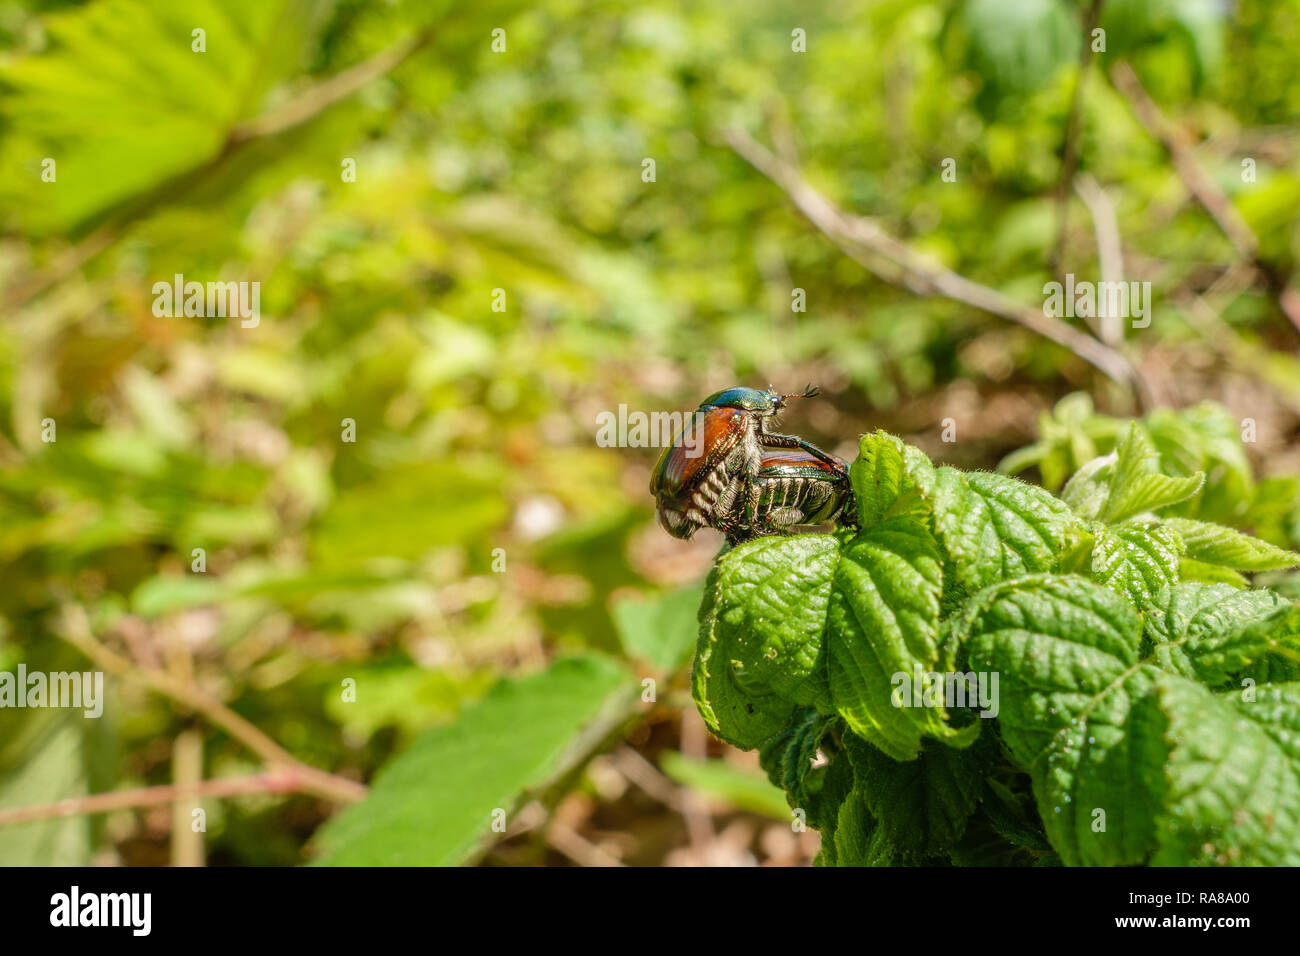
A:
692 535 837 749
1089 520 1183 607
758 709 851 832
1179 558 1249 588
1100 425 1204 523
844 735 986 860
696 520 972 757
1163 517 1300 571
1059 452 1116 521
694 558 800 750
830 793 889 866
1154 676 1300 865
850 431 935 528
312 654 635 866
1234 603 1300 684
1145 582 1290 687
934 467 1081 594
827 516 961 760
960 574 1164 865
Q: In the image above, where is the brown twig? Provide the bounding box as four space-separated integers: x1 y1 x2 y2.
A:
56 604 366 805
1074 173 1125 348
546 819 626 867
1110 60 1300 333
723 126 1145 399
0 771 307 827
609 746 685 810
678 710 715 853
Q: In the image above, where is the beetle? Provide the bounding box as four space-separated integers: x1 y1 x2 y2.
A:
649 385 854 542
747 444 853 537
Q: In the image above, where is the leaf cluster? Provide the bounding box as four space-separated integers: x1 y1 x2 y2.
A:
697 402 1300 864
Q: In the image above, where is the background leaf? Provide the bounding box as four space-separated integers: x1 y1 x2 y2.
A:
311 654 635 866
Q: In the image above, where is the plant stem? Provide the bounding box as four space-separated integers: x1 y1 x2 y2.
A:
723 126 1146 402
0 771 308 827
56 604 366 806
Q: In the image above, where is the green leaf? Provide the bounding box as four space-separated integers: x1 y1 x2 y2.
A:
0 0 329 234
1145 582 1290 686
844 735 985 860
1232 603 1300 684
1059 452 1116 520
758 709 851 832
0 719 92 866
1179 558 1249 588
692 536 837 749
658 753 791 820
960 574 1165 865
849 430 935 528
827 516 955 759
1153 676 1300 865
1089 520 1183 607
130 574 230 616
613 582 706 673
1144 402 1253 522
311 654 635 866
1100 425 1205 523
958 0 1078 97
1162 517 1300 571
830 792 888 866
933 467 1080 594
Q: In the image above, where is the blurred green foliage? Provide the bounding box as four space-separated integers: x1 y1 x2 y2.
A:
0 0 1297 865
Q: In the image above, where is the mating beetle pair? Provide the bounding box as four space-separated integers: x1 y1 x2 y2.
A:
649 386 855 544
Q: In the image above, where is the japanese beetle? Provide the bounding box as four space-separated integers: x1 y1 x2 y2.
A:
649 385 853 542
748 445 853 536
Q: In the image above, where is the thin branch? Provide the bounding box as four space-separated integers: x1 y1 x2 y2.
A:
1074 173 1125 348
228 32 430 144
1110 60 1300 333
0 771 306 827
546 819 626 868
678 709 715 852
170 729 205 866
609 747 685 810
57 604 366 805
724 126 1145 399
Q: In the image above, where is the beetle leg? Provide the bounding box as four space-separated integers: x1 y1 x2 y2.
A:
741 475 762 528
758 431 846 470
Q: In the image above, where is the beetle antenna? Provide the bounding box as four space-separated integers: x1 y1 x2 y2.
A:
783 383 820 401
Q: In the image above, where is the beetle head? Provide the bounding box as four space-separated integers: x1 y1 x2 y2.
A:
699 384 819 416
